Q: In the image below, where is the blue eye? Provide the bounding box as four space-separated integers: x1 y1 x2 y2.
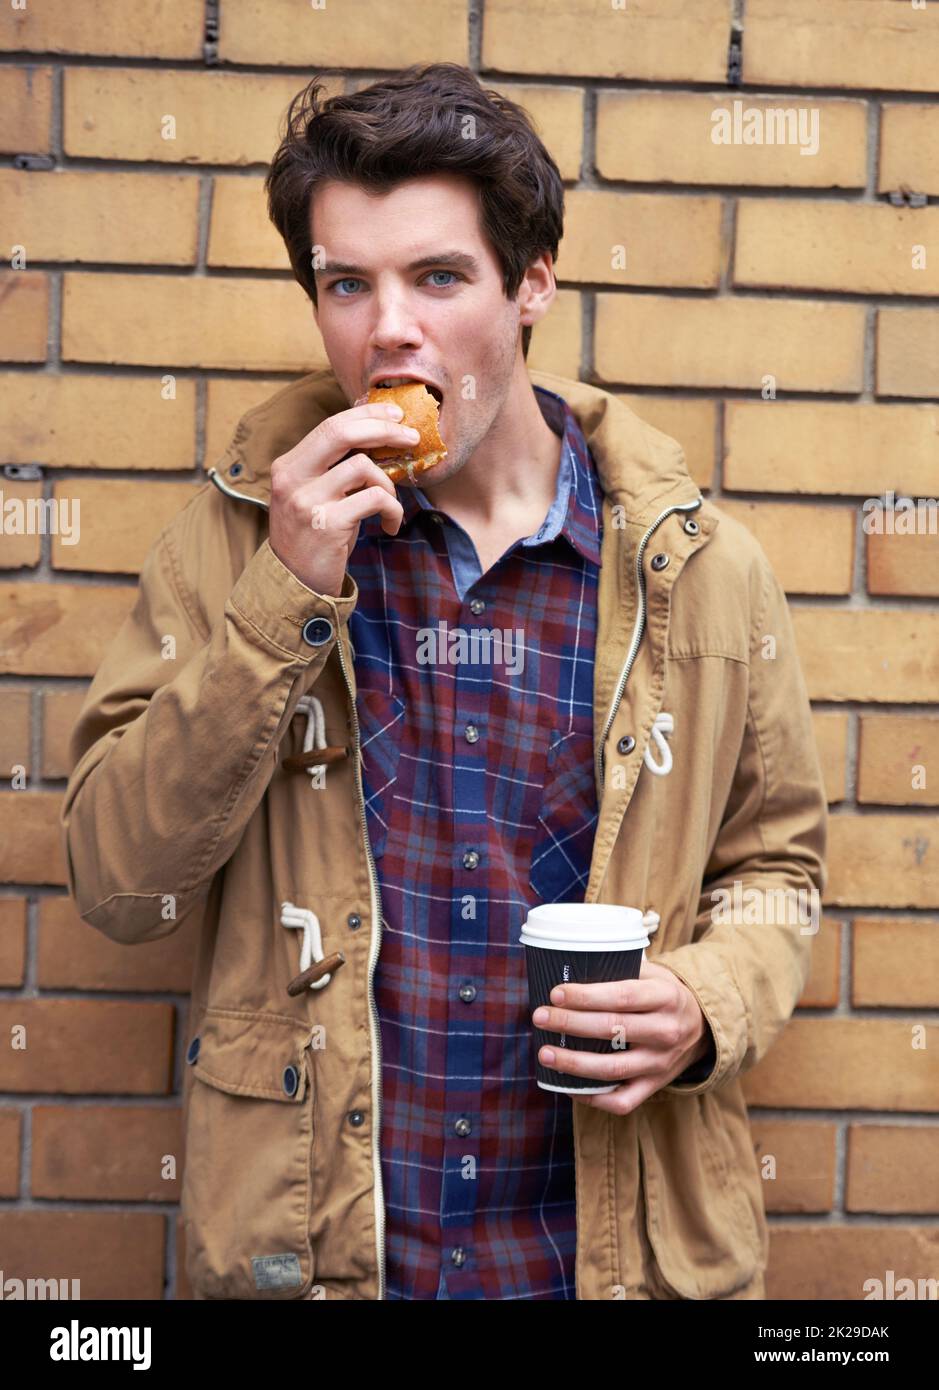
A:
426 270 457 287
331 277 361 296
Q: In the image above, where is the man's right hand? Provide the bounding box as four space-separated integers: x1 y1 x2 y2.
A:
268 395 420 597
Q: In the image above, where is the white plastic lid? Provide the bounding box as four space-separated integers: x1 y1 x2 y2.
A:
519 903 649 952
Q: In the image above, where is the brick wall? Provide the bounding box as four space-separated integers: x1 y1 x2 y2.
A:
1 0 937 1301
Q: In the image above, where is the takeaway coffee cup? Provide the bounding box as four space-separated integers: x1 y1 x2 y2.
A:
519 904 650 1094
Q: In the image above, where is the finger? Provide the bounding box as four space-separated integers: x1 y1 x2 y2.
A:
330 484 405 537
548 978 673 1013
538 1044 658 1081
322 454 398 499
576 1075 659 1116
277 408 418 482
532 1005 660 1046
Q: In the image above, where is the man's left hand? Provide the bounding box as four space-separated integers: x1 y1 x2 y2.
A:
531 958 710 1115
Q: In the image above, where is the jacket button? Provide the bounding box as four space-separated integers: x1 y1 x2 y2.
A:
683 518 700 536
617 735 636 755
186 1036 200 1064
301 616 334 646
459 983 477 1003
348 1109 365 1127
454 1117 471 1137
283 1065 299 1097
650 552 669 571
347 913 361 930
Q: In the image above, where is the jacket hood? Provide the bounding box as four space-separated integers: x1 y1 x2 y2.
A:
206 366 705 524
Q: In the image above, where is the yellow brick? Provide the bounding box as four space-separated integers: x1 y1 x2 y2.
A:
827 814 939 908
597 92 867 188
0 271 48 362
0 0 203 57
714 499 854 595
64 69 341 165
619 396 716 490
800 917 841 1008
0 583 134 678
0 67 53 155
793 610 939 703
857 716 939 807
1 169 199 265
491 84 584 182
877 307 939 398
725 401 939 495
595 294 864 391
812 711 849 805
735 200 939 295
62 272 323 372
51 479 200 573
744 1018 939 1109
0 692 31 778
42 688 89 780
852 919 939 1009
528 288 581 381
560 191 721 288
847 1124 939 1215
484 0 730 81
0 373 197 471
0 901 27 991
205 376 295 468
219 0 467 66
868 528 939 599
0 792 66 884
768 1228 939 1301
747 1119 837 1213
879 103 939 196
208 176 290 270
0 479 41 570
745 0 939 93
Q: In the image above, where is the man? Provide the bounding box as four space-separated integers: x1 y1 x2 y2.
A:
61 63 827 1301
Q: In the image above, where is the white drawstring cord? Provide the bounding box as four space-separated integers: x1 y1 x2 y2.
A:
642 909 660 938
281 901 332 989
293 694 328 788
643 711 674 777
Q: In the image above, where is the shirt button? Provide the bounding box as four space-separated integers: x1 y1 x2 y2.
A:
464 724 479 743
459 983 477 1003
430 513 443 525
469 598 485 615
450 1247 466 1267
462 850 480 870
454 1117 472 1137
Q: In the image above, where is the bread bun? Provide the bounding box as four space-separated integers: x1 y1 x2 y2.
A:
366 382 447 484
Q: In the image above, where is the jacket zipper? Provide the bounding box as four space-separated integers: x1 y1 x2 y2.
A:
595 497 703 799
335 633 387 1303
207 466 388 1299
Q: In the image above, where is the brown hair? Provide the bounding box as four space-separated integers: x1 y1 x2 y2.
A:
265 63 564 360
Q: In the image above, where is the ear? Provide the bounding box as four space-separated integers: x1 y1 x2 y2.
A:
517 253 557 331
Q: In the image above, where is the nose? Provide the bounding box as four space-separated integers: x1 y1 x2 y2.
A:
369 278 423 353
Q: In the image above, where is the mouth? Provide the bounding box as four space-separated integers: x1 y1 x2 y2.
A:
370 375 444 407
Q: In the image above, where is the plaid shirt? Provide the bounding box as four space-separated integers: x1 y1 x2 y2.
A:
346 385 604 1300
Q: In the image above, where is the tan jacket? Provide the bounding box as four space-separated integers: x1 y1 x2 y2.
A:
60 367 827 1301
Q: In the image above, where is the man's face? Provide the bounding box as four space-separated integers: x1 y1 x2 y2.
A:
310 173 529 483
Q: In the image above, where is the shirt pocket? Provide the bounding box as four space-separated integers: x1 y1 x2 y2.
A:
356 687 406 861
528 725 599 904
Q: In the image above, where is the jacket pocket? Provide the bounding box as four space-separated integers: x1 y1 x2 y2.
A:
528 726 599 904
638 1089 766 1300
356 688 405 861
181 1009 316 1300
